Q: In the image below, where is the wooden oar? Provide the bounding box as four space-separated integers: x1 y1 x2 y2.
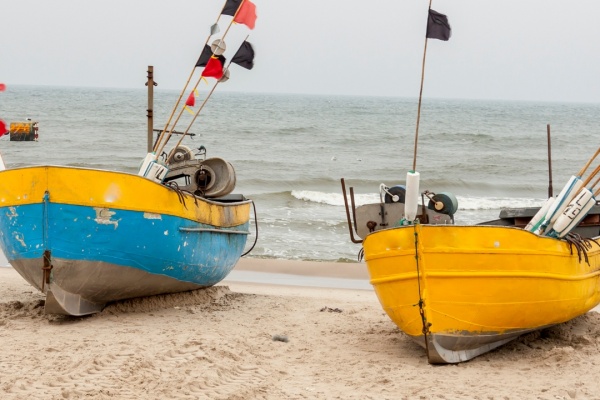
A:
533 147 600 234
550 184 600 238
524 196 554 231
577 147 600 177
579 163 600 188
546 164 600 238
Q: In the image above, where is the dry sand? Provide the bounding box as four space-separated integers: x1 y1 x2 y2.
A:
1 258 600 400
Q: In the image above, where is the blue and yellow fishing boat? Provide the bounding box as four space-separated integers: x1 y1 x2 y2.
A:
0 0 260 316
0 164 252 315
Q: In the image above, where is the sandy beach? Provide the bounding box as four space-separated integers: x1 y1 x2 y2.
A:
2 259 600 400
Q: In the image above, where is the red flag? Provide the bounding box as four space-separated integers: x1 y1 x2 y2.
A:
185 91 196 107
0 83 6 92
201 56 224 80
234 0 257 30
0 120 7 137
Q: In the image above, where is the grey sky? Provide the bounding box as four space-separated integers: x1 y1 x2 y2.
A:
2 0 599 102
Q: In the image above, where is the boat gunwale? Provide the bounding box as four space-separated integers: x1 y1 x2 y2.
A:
0 164 253 207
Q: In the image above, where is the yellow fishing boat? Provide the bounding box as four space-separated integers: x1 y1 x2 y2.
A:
341 181 600 364
366 223 600 364
340 2 600 363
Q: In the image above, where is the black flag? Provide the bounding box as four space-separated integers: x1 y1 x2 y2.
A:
221 0 242 16
231 41 255 70
195 45 226 68
426 9 451 41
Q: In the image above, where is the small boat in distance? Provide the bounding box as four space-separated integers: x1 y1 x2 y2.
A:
0 0 260 316
8 119 39 141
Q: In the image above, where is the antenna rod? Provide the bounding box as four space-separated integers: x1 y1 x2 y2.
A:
412 0 433 172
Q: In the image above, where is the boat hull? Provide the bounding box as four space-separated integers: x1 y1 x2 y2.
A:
363 224 600 363
0 166 252 315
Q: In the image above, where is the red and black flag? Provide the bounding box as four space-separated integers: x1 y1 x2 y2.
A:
221 0 242 16
232 41 255 70
426 9 451 41
221 0 257 30
195 44 227 68
201 56 225 80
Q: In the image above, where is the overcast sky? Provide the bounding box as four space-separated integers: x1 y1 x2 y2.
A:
1 0 599 102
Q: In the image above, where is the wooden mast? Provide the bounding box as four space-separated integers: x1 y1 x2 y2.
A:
412 0 433 172
146 66 157 153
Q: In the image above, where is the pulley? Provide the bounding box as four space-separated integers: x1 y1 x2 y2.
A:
167 145 194 164
384 185 406 204
427 192 459 216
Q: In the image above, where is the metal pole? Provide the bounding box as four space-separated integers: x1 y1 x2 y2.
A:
146 66 155 153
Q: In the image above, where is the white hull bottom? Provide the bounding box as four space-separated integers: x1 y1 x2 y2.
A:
11 258 208 316
410 325 555 364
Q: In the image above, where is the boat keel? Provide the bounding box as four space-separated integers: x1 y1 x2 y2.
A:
44 283 104 316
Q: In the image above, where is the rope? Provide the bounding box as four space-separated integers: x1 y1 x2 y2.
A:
241 200 258 257
41 250 53 292
164 183 257 257
411 222 432 359
163 181 188 209
564 233 600 265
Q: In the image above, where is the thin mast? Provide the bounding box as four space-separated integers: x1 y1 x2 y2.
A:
155 0 247 158
146 65 156 153
547 124 553 198
167 33 252 163
412 0 433 172
153 0 228 155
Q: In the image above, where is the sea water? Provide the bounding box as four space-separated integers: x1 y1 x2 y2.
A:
1 85 599 263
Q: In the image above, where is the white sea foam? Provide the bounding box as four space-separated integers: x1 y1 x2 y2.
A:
291 190 377 207
456 195 547 210
291 190 546 211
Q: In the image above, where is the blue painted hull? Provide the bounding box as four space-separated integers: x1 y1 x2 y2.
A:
0 202 249 314
1 201 249 281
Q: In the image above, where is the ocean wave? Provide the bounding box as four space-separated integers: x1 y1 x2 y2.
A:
290 189 546 211
457 195 546 210
291 190 377 207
